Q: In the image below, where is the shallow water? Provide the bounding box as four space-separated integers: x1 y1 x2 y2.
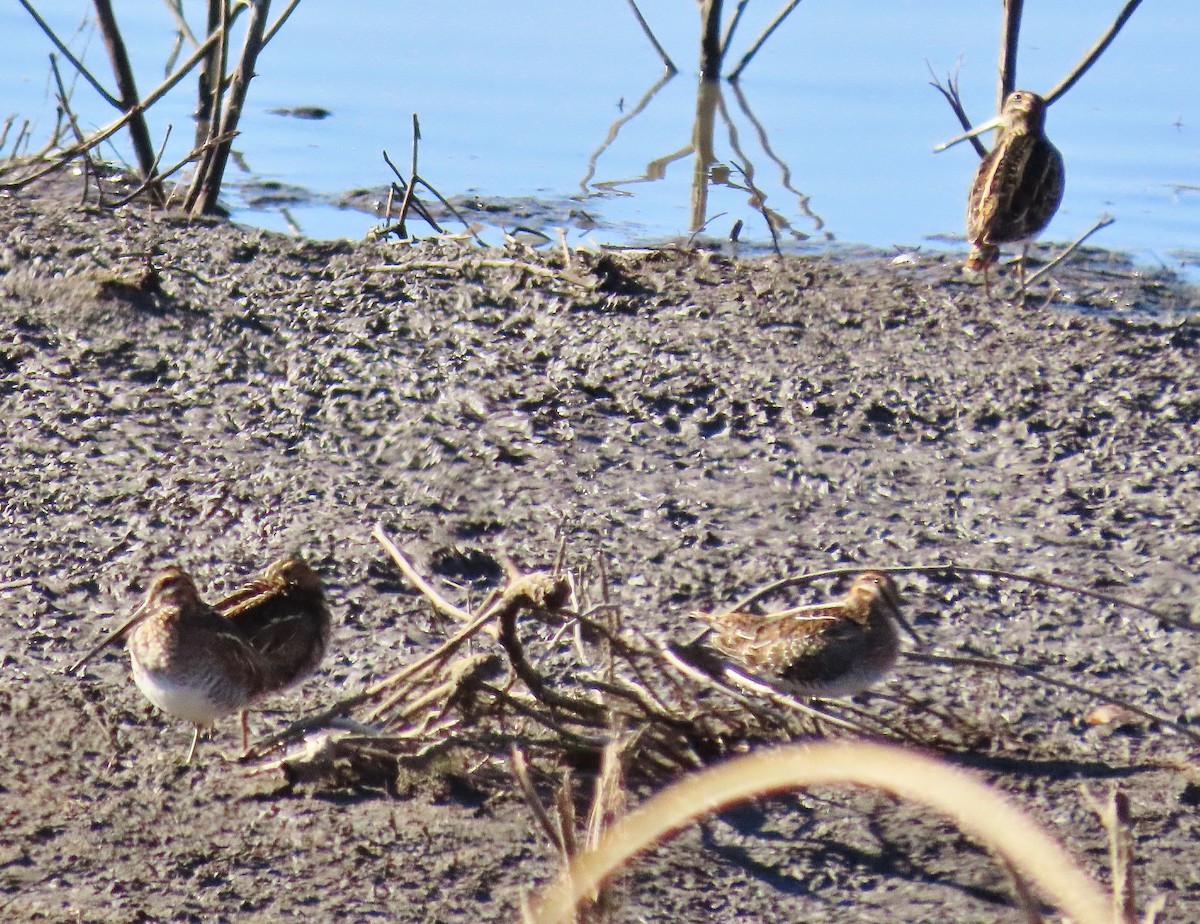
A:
2 1 1197 279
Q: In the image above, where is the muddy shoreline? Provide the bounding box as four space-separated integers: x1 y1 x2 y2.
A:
2 191 1199 922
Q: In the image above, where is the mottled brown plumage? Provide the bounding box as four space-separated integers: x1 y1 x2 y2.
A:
216 556 330 693
69 567 266 763
68 557 331 763
691 572 911 698
964 91 1064 285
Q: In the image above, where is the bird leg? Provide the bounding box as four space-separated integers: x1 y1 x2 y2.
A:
184 725 202 764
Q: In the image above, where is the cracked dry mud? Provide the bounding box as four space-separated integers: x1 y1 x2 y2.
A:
1 189 1199 922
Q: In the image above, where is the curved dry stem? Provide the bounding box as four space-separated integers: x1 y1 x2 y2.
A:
723 562 1177 628
371 522 471 622
1045 0 1143 106
530 740 1114 924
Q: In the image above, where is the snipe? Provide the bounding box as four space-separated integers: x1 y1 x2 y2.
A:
68 557 330 763
691 571 917 698
937 90 1065 295
216 556 331 694
68 567 265 763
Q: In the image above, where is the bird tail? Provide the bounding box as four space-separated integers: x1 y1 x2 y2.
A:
964 243 998 273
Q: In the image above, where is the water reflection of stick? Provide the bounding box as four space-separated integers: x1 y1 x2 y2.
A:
578 70 674 194
689 78 720 230
729 79 826 238
713 89 785 251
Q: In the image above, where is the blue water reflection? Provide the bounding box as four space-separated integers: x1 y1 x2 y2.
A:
1 1 1196 278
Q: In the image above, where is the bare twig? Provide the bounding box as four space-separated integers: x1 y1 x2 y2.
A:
48 51 102 206
111 126 243 209
49 54 88 149
1 27 222 191
378 125 485 246
554 770 578 860
998 0 1023 108
92 0 165 203
17 0 119 108
927 62 987 159
161 0 201 49
1022 215 1115 289
1081 786 1136 923
728 159 781 255
1045 1 1144 105
194 0 230 149
372 524 472 622
380 150 441 230
624 0 676 74
189 0 270 214
907 651 1200 746
416 177 482 243
263 0 303 47
0 117 15 157
728 0 803 81
511 747 567 853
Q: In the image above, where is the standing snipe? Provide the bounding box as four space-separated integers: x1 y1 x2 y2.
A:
68 567 265 763
691 571 917 698
68 557 330 763
938 90 1065 295
216 556 331 693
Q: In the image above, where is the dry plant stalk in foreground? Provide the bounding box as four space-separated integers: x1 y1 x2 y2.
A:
236 531 1174 920
246 526 1195 791
526 740 1125 924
